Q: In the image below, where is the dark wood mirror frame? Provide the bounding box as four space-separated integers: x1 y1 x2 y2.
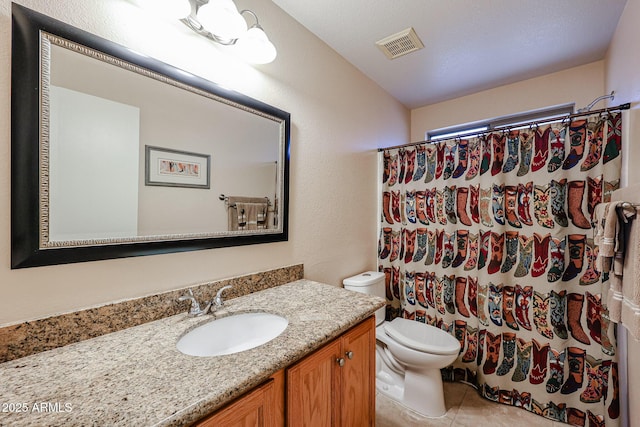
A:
11 4 290 268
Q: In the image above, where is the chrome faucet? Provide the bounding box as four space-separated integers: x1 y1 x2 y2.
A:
212 285 233 310
177 288 212 317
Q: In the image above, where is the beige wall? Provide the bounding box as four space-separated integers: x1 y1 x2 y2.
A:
606 0 640 186
605 0 640 425
410 61 605 142
0 0 410 325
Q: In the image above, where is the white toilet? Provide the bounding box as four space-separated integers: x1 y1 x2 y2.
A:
343 271 461 417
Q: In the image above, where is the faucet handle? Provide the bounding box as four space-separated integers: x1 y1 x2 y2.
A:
213 285 233 307
178 288 195 300
178 288 196 304
178 288 209 316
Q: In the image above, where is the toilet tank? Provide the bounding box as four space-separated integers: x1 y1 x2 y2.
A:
343 271 386 326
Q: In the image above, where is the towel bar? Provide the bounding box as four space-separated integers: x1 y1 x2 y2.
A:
219 194 271 208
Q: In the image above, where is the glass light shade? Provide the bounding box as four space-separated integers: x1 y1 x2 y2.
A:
235 27 277 64
197 0 248 41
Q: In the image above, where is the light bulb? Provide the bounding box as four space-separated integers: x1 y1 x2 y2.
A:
235 27 277 64
197 0 247 41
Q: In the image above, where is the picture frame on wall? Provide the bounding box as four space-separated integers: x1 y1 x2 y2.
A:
145 145 211 189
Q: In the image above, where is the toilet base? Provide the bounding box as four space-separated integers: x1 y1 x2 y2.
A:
376 370 404 402
376 367 447 418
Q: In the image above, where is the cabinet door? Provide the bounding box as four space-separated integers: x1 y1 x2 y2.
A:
287 339 342 427
340 317 375 427
196 370 284 427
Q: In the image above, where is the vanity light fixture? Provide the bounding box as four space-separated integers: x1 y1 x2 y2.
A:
177 0 278 64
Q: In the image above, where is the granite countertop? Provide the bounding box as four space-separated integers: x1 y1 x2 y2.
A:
0 280 384 426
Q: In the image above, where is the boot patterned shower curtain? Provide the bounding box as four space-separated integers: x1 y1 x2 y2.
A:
378 111 622 426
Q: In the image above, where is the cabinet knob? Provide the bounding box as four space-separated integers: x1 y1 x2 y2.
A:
337 358 345 367
345 351 354 360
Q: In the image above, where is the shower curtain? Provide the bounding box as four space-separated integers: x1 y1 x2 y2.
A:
378 111 622 426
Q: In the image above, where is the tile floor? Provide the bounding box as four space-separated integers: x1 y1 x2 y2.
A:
376 382 567 427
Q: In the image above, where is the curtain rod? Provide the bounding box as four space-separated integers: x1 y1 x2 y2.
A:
377 103 631 152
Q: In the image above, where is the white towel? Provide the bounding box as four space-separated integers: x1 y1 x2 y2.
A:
594 202 615 272
609 186 640 339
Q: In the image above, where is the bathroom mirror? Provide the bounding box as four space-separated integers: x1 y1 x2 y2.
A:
11 4 290 268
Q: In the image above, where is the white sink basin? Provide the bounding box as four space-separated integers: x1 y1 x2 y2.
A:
176 312 288 357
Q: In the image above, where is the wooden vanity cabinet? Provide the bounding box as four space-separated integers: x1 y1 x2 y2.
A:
287 316 376 427
195 316 375 427
195 370 285 427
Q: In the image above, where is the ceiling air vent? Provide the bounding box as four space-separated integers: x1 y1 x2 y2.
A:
376 27 424 60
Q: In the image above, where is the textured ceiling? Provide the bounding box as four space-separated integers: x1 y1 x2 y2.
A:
272 0 628 109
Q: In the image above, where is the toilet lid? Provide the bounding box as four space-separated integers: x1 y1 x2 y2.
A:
383 318 461 355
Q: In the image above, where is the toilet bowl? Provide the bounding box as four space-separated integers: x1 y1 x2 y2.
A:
343 271 461 417
376 317 460 416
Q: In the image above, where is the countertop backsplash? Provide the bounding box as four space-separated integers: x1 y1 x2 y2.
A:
0 264 304 363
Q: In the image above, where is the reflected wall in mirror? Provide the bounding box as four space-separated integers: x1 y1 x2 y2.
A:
11 4 290 268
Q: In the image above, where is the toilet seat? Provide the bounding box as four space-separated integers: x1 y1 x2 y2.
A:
383 318 460 355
